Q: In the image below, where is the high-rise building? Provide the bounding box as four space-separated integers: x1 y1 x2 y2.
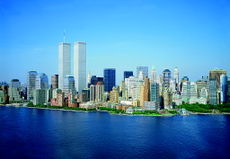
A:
125 76 144 101
162 69 171 90
104 68 116 92
74 42 86 93
8 79 21 102
209 69 227 89
140 77 150 106
90 85 96 101
227 78 230 102
220 74 228 104
95 82 104 102
124 71 133 80
181 81 191 103
33 89 47 105
151 68 157 83
110 87 119 103
63 75 76 96
136 66 148 78
150 82 160 108
51 74 59 89
209 79 217 105
27 71 38 100
58 42 71 90
173 67 179 91
35 73 49 89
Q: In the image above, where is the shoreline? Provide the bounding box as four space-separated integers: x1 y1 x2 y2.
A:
1 104 230 116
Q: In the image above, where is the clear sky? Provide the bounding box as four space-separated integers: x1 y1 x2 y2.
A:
1 0 230 84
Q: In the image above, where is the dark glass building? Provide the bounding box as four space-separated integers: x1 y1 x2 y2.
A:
104 68 116 92
124 71 133 80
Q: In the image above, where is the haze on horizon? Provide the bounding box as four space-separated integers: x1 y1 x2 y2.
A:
1 0 230 84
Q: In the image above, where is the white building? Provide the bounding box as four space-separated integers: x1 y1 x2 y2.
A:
58 42 71 91
74 42 86 94
125 76 144 101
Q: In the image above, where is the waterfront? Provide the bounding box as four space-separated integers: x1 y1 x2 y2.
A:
0 106 230 159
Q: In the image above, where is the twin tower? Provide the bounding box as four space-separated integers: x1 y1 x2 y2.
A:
58 41 86 94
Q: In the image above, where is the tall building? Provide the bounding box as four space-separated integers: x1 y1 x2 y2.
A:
51 74 59 89
209 79 217 105
136 66 148 78
125 76 144 101
140 77 150 106
90 85 96 101
33 89 47 105
150 82 160 108
151 68 157 83
173 67 179 91
35 73 49 89
95 82 104 102
63 75 76 96
124 71 133 80
74 42 86 93
162 69 171 90
58 42 71 91
110 87 119 103
27 71 38 100
104 68 116 92
181 81 191 103
220 74 228 104
227 78 230 102
209 69 227 89
8 79 21 102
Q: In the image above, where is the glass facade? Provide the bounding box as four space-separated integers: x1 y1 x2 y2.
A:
104 69 116 92
124 71 133 80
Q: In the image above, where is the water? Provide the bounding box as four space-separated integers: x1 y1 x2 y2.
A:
0 106 230 159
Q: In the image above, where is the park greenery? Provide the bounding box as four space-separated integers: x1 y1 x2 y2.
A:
176 103 230 113
25 102 230 115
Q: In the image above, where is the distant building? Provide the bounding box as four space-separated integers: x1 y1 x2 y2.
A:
8 79 21 102
51 74 59 89
136 66 148 78
58 42 71 91
110 87 119 103
173 67 180 92
227 78 230 102
95 82 104 102
209 79 217 105
74 42 86 93
150 82 160 109
124 71 133 80
140 77 150 106
181 81 190 103
220 74 228 104
104 68 116 92
63 75 76 96
27 71 37 100
151 67 157 83
162 69 171 90
0 90 4 103
209 69 227 89
33 89 47 105
35 73 49 89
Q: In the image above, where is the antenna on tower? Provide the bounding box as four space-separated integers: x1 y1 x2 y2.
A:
63 30 66 42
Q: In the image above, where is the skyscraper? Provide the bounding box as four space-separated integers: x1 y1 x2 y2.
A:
173 67 179 91
209 79 217 105
58 42 71 90
51 74 59 89
150 82 160 108
124 71 133 80
136 66 148 78
35 73 49 89
162 69 171 89
27 71 38 100
8 79 21 102
151 68 157 83
74 42 86 94
209 69 227 89
63 75 76 96
220 74 228 104
140 77 150 106
104 68 116 92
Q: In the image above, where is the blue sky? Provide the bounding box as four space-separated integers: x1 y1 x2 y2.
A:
1 0 230 84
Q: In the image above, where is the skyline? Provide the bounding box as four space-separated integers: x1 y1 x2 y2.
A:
1 0 230 83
